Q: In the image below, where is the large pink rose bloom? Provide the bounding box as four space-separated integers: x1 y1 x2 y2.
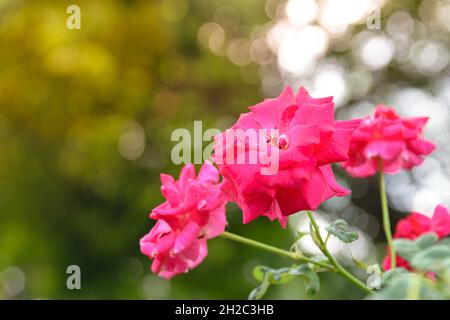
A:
341 105 435 177
140 162 227 280
383 204 450 271
213 86 359 227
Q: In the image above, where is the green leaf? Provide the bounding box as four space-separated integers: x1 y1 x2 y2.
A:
252 266 268 282
416 233 439 248
393 232 439 262
248 273 271 300
391 235 450 277
381 267 409 286
249 266 293 300
270 267 294 284
289 264 320 294
370 273 444 300
393 239 420 261
411 245 450 274
438 237 450 249
249 264 321 299
325 219 359 243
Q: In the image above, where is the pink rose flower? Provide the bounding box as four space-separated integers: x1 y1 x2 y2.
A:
341 105 435 177
383 204 450 271
213 86 359 227
140 162 227 279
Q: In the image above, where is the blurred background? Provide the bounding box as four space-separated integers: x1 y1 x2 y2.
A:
0 0 449 299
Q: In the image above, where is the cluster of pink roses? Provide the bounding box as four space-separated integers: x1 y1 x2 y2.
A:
140 162 227 279
140 86 443 279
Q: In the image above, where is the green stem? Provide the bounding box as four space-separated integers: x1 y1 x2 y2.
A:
306 210 374 295
378 163 396 269
325 233 331 246
220 231 330 269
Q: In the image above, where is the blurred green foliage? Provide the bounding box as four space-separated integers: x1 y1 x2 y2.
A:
0 0 291 299
0 0 379 299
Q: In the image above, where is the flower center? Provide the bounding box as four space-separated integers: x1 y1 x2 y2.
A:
278 134 289 150
266 133 289 150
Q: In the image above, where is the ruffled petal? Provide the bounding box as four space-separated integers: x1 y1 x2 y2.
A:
430 204 450 238
173 221 200 254
249 86 296 131
197 160 220 185
363 140 405 160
